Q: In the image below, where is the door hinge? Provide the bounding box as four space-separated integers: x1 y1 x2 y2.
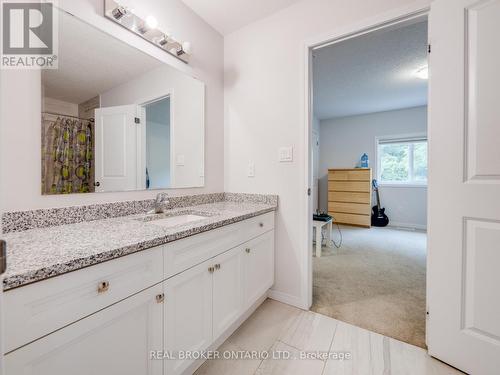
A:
307 188 311 196
428 44 431 53
135 117 141 124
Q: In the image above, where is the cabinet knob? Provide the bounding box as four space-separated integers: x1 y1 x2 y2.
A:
245 248 251 254
208 266 215 273
97 281 110 293
155 293 165 303
215 263 221 270
259 222 264 227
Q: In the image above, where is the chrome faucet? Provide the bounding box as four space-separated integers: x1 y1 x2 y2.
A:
150 192 169 214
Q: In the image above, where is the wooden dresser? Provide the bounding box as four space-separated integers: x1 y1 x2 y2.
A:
328 168 372 228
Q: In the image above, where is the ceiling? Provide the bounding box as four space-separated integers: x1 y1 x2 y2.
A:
313 20 428 120
42 10 162 105
181 0 301 35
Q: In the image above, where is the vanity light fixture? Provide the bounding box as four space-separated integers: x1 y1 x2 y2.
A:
111 5 128 20
104 0 191 63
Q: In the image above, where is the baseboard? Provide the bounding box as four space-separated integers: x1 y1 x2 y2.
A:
388 221 427 231
268 289 305 309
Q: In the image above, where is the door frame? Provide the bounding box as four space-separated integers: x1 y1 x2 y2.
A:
301 1 430 312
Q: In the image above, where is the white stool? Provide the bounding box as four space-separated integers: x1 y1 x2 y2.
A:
313 219 333 257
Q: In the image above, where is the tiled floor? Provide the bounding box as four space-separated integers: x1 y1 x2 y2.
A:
195 299 462 375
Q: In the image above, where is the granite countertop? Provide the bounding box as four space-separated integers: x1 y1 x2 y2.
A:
1 201 276 291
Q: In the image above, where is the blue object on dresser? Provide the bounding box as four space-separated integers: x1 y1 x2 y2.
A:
360 153 369 168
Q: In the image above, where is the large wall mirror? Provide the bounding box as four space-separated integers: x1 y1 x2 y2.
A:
41 9 205 195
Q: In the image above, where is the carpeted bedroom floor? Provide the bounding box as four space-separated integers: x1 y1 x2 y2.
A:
311 225 427 348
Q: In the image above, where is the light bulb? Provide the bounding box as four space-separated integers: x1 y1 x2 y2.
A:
414 66 428 80
145 15 158 29
182 41 192 55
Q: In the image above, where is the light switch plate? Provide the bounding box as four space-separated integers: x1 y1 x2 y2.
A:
279 147 293 162
176 154 185 166
247 161 255 177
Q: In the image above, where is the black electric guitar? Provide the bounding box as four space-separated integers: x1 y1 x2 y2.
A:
371 179 389 227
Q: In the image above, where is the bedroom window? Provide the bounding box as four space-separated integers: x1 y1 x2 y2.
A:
377 136 427 185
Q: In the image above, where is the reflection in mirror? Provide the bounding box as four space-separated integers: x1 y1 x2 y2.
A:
145 97 171 190
41 9 204 195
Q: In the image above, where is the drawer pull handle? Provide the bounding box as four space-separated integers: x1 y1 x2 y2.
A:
245 248 251 254
156 293 165 303
259 222 264 227
215 263 221 270
98 281 110 293
208 266 215 273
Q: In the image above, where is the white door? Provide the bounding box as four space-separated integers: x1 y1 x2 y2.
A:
4 284 163 375
164 260 213 375
243 231 275 309
212 246 244 340
427 1 500 374
94 105 141 192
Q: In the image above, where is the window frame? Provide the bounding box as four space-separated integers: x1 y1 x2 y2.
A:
375 133 428 188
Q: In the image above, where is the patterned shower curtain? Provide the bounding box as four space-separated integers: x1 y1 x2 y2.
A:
41 113 95 194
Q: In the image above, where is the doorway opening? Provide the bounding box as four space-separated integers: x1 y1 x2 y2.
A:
309 15 429 348
142 96 172 189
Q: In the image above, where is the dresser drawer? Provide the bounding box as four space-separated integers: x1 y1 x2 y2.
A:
328 180 371 192
329 202 371 215
164 212 274 279
328 169 370 181
4 246 163 353
328 191 371 204
329 212 371 227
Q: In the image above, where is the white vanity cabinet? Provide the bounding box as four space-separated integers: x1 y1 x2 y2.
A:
5 283 164 375
212 245 245 339
164 259 214 375
3 212 275 375
242 230 275 309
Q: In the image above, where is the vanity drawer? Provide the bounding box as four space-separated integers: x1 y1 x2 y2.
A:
164 212 274 279
3 246 163 353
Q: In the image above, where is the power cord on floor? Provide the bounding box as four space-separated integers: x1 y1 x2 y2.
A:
326 215 343 248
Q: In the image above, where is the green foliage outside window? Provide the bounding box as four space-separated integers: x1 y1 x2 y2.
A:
378 139 427 184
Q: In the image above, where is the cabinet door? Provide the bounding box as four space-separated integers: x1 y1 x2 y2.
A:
212 246 245 340
164 260 213 375
4 284 163 375
243 230 275 309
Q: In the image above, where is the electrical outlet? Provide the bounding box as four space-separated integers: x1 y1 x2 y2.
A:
247 161 255 177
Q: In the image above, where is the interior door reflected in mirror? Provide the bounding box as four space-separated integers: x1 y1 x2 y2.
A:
41 9 205 195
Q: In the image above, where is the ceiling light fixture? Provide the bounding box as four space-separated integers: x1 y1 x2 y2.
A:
104 0 191 63
414 66 429 80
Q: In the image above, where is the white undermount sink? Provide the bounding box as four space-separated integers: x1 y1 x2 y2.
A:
149 214 208 228
135 210 212 228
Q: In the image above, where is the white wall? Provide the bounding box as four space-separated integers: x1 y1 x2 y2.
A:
224 0 430 306
319 106 428 229
0 0 223 214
